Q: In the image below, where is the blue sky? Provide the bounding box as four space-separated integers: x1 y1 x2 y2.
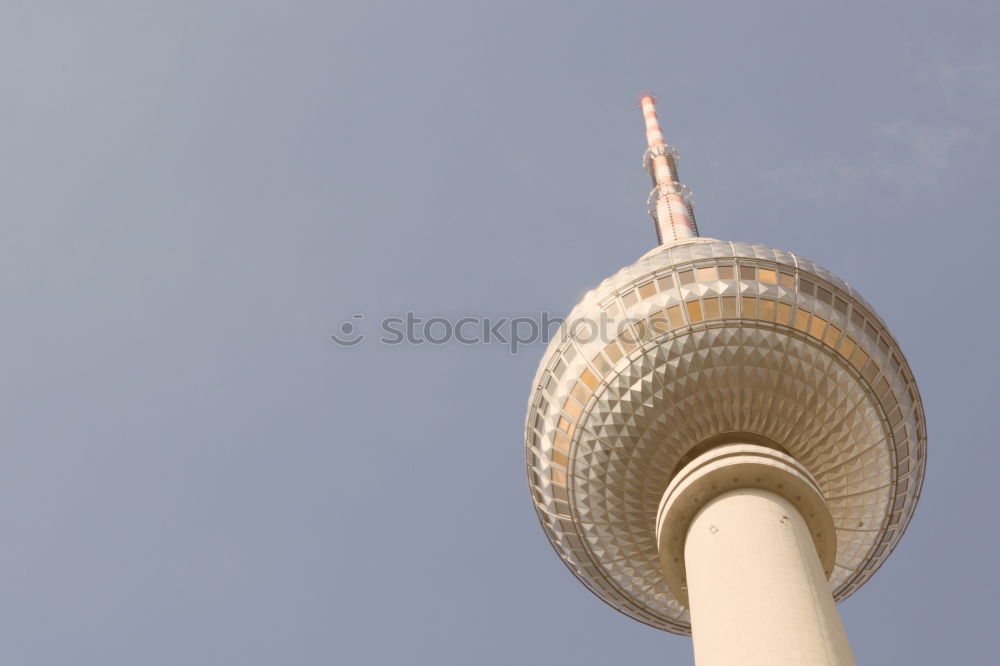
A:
2 1 998 663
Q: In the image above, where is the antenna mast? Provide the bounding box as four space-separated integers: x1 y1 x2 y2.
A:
640 94 698 243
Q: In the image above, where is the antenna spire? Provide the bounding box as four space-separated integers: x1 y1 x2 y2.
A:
640 94 698 243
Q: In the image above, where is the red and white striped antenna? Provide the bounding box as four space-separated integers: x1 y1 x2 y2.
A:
639 93 698 243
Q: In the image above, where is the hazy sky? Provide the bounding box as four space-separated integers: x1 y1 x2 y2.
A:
2 1 998 664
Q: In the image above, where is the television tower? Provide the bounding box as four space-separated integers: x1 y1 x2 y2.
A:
524 94 926 665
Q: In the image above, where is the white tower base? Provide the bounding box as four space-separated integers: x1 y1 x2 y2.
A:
686 489 856 666
656 444 856 666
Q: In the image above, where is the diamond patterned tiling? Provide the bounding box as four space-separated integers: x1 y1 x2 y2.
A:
525 238 927 635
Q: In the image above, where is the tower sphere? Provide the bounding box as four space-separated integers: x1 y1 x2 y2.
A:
524 236 927 634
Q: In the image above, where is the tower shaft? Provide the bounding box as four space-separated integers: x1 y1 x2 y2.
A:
685 489 856 666
656 444 856 665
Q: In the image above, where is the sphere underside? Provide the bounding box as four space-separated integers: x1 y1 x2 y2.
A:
525 238 926 634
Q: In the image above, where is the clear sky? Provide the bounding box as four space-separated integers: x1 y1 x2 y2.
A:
2 1 998 664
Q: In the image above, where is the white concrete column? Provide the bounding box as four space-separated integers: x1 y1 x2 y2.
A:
656 444 856 666
685 489 855 666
